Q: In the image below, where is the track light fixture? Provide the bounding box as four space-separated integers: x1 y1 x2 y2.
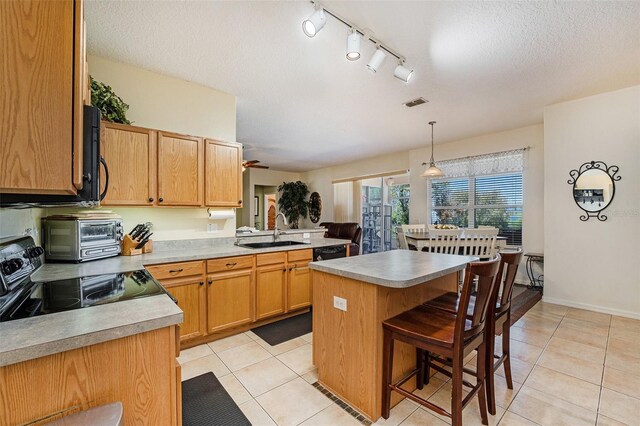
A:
302 8 327 37
394 59 414 83
346 29 361 61
302 1 413 82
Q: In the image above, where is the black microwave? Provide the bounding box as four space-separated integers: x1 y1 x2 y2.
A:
0 106 109 207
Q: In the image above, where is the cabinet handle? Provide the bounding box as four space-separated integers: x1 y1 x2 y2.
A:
199 281 204 286
225 262 237 268
282 268 287 272
159 197 164 202
208 280 213 285
148 197 154 202
238 200 242 204
169 268 184 273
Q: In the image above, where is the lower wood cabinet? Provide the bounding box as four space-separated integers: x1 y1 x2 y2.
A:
163 278 207 342
256 264 287 320
287 261 312 311
207 269 253 333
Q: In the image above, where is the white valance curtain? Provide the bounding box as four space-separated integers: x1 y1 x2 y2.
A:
435 148 527 178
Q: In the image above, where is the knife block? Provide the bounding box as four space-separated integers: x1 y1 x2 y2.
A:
121 234 142 256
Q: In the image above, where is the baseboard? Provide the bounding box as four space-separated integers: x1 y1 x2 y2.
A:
542 296 640 320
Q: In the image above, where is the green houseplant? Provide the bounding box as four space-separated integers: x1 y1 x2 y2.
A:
277 181 310 229
90 76 132 124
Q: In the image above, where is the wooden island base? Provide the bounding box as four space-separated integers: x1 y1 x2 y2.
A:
312 270 458 421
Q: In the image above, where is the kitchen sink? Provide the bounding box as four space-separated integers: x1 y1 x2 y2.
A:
239 240 309 249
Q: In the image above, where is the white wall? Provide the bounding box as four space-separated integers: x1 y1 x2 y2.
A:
544 85 640 318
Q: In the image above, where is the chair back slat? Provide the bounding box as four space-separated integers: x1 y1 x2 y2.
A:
397 227 408 250
402 224 426 233
455 255 501 342
495 249 524 312
462 228 499 259
422 229 462 255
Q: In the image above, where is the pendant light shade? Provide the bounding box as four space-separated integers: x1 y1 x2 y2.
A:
346 29 361 61
421 121 444 178
303 9 327 38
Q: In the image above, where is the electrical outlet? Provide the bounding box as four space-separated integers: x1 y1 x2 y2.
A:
303 232 310 239
333 296 347 312
207 223 219 233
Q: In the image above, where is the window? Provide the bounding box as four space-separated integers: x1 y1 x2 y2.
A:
431 173 523 245
428 149 526 246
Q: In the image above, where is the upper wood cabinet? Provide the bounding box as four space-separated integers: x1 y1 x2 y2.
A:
0 0 86 195
101 123 156 205
205 139 243 207
157 132 204 206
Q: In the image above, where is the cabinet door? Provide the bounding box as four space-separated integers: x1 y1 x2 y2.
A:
100 123 156 205
0 0 76 195
163 278 207 343
287 261 311 311
204 139 243 207
158 132 203 206
256 264 287 320
207 270 253 333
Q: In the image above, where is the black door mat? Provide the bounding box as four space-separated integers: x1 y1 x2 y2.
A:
510 284 543 325
251 311 312 346
182 372 251 426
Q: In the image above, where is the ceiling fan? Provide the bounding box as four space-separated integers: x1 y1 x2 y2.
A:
242 160 269 170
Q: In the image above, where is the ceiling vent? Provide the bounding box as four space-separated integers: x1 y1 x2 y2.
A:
404 97 428 107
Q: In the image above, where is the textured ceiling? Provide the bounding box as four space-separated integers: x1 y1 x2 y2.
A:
85 1 640 171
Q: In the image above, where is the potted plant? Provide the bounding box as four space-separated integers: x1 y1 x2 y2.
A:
277 181 310 229
90 76 132 124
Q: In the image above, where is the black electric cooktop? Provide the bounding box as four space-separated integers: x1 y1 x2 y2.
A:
0 269 171 322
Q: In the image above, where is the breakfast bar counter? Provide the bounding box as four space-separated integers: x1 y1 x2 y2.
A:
309 250 476 421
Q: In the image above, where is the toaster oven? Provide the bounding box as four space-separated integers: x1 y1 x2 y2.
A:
42 218 124 262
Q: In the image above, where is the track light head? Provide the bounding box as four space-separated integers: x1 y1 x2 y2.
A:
303 9 327 37
346 29 361 61
394 60 414 83
366 47 387 73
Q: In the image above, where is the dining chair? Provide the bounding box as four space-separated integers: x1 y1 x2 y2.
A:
421 229 462 255
422 248 523 415
462 228 499 260
382 255 501 426
401 224 425 251
396 227 408 250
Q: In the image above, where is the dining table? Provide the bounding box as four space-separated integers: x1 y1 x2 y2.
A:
403 230 507 252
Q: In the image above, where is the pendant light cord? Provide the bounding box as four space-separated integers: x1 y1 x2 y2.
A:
429 121 436 165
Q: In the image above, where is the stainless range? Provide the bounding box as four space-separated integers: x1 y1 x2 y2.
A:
0 235 173 323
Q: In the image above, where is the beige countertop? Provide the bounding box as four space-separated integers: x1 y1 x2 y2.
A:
1 237 350 367
309 250 477 288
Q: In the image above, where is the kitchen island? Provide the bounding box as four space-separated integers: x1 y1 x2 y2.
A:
310 250 476 421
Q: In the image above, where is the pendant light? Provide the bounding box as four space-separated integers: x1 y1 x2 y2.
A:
421 121 444 178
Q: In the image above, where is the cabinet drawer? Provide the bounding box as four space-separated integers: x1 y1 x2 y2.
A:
256 252 287 267
287 249 313 263
146 261 204 281
207 256 254 273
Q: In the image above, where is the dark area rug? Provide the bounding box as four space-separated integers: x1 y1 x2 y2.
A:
182 372 250 426
252 311 312 346
510 284 543 325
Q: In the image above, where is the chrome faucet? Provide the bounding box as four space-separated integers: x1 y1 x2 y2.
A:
273 213 288 242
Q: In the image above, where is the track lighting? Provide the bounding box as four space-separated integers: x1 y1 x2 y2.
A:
367 47 386 73
394 60 414 83
346 29 361 61
302 8 326 38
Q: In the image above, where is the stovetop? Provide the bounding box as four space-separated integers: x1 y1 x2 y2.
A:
0 269 170 322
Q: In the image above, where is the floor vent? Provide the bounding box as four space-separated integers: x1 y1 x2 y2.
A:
403 97 428 107
312 381 372 425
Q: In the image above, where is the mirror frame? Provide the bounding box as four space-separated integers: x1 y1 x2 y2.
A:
567 160 621 222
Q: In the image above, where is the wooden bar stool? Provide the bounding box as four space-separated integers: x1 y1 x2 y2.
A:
423 249 523 415
381 256 501 426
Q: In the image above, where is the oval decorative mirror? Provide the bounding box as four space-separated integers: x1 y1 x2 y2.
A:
568 161 621 221
309 192 322 223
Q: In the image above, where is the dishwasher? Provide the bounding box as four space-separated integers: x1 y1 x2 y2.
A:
312 244 348 261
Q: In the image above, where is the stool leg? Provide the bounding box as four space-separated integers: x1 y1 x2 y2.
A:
424 351 431 384
451 352 463 426
477 340 489 425
485 322 497 415
382 329 394 419
416 348 425 390
502 313 513 389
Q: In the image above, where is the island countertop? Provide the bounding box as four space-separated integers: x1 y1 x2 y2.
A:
309 250 477 288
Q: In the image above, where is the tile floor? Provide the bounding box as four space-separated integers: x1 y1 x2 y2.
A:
178 302 640 425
